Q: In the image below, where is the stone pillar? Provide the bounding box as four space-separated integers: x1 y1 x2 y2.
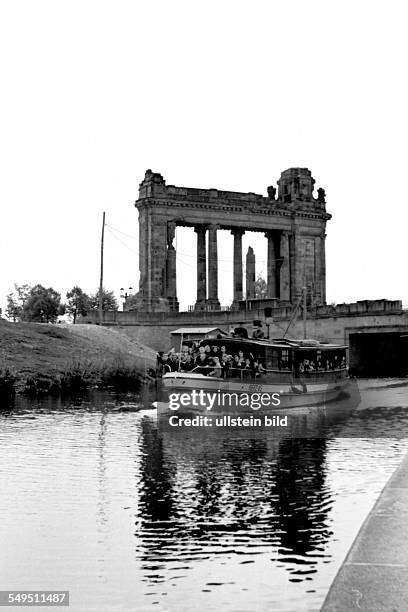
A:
246 246 256 299
165 221 179 312
321 233 326 304
279 231 290 301
195 225 207 310
314 235 322 306
231 229 244 305
266 232 277 298
294 233 306 303
207 225 220 309
289 233 297 303
138 211 169 312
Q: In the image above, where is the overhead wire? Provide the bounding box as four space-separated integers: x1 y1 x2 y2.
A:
106 226 138 255
105 222 282 265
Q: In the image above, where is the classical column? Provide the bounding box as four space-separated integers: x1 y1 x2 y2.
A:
314 235 322 306
321 232 326 304
231 229 244 304
246 246 256 299
265 232 277 298
294 233 306 303
279 231 290 301
289 233 297 303
195 225 207 309
165 221 179 312
207 225 220 309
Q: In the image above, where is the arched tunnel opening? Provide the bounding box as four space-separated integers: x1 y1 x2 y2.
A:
349 332 408 377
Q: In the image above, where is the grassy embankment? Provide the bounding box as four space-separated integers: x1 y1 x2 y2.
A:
0 320 157 399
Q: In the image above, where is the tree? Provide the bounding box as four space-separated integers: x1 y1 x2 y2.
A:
15 284 31 308
6 293 22 322
254 274 268 299
66 286 90 323
88 288 119 311
122 291 140 311
23 285 62 323
5 284 32 322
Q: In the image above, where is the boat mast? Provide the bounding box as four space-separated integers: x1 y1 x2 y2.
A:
283 292 302 338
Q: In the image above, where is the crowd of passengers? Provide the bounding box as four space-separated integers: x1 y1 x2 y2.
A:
158 345 348 378
158 343 267 378
298 355 347 373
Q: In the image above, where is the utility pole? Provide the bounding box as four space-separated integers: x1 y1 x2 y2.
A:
303 286 307 339
99 212 105 326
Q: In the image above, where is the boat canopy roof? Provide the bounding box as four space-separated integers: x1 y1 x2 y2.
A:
171 327 228 336
198 337 347 350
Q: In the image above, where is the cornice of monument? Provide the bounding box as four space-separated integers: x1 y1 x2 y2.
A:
136 168 330 221
135 197 331 222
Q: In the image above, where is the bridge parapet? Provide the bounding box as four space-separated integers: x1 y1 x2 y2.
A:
77 298 404 326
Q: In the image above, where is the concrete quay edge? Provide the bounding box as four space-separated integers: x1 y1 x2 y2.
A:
320 448 408 612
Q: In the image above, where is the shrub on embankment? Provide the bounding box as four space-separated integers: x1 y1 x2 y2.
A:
21 357 146 397
0 366 16 403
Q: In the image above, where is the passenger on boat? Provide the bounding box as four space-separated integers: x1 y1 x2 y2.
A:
194 346 210 373
204 344 212 356
221 354 231 378
211 345 220 358
229 355 241 378
253 359 266 376
252 325 265 339
168 352 180 372
180 354 194 372
242 358 254 378
234 325 248 339
209 356 222 377
159 354 172 374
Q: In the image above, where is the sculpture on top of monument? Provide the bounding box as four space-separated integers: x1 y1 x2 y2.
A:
267 185 276 200
317 187 326 204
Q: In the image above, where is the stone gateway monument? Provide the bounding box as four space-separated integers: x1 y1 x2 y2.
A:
135 168 331 313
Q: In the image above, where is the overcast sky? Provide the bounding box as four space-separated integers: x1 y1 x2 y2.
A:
1 0 407 313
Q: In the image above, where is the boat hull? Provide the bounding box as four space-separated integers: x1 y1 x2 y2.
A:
158 372 359 415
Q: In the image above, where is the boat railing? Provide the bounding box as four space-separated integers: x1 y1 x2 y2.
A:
168 364 348 380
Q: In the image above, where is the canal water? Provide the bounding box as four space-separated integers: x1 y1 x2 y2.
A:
1 379 408 612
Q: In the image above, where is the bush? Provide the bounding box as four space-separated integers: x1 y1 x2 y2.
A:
0 367 16 404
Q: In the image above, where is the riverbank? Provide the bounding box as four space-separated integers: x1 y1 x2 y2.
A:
321 448 408 611
0 320 157 397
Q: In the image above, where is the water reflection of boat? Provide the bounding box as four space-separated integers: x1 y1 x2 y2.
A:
136 414 336 592
159 337 359 415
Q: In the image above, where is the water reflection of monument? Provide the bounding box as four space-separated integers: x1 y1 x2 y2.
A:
136 415 337 587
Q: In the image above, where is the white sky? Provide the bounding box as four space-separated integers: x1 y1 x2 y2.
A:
1 0 407 313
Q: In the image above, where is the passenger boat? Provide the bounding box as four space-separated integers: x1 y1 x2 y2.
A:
158 336 359 414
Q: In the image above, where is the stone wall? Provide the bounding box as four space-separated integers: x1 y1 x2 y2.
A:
78 299 408 353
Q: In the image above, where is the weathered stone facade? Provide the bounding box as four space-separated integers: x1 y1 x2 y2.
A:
135 167 331 312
